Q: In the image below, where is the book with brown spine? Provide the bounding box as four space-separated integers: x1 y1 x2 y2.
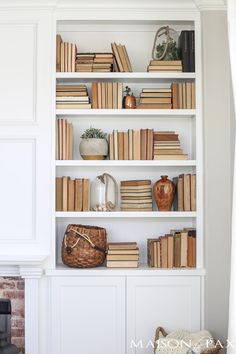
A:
177 174 184 211
133 130 141 160
123 132 129 160
112 82 117 108
171 82 179 109
108 242 137 250
167 234 174 268
128 129 133 160
140 129 147 160
56 34 62 72
174 233 181 267
106 261 138 268
183 174 191 211
62 176 70 211
111 43 124 72
190 174 196 211
92 82 98 109
60 42 65 72
118 132 124 160
74 179 83 211
160 236 168 268
107 82 113 109
113 130 118 160
117 82 123 109
109 134 114 160
180 231 188 267
68 179 75 211
82 179 90 211
56 177 63 211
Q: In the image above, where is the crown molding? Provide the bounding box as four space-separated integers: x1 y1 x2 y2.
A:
0 0 227 10
193 0 227 10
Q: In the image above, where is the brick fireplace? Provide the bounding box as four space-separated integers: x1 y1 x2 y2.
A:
0 277 25 354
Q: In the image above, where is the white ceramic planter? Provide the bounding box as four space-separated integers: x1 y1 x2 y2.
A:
79 138 108 160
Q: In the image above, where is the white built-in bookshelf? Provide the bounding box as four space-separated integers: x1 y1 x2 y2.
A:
53 17 203 274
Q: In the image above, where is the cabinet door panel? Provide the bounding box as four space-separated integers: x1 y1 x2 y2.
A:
0 10 53 260
127 276 201 354
50 277 126 354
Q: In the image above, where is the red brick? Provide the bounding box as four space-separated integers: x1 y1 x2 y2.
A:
11 328 24 337
3 290 24 300
0 281 16 289
17 282 25 290
12 318 24 329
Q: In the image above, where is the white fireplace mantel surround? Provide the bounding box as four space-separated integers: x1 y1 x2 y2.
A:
0 266 42 354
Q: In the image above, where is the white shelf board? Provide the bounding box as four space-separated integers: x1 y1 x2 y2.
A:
56 109 196 116
46 265 205 277
56 160 197 167
55 211 196 218
56 72 196 80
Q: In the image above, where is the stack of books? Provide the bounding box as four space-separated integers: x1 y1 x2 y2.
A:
171 82 196 109
106 242 139 268
56 85 91 109
173 174 196 211
75 53 114 72
179 30 195 72
92 82 122 109
56 177 90 212
56 119 73 160
120 180 153 211
111 43 132 72
153 131 188 160
147 228 196 268
147 60 182 72
137 88 172 109
108 129 153 160
56 34 77 72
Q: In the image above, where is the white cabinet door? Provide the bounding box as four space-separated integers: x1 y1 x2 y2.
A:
50 276 126 354
127 276 201 354
0 9 53 262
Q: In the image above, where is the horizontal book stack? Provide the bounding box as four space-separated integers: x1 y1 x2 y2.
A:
92 82 123 109
75 53 114 72
120 180 153 212
111 43 132 72
56 177 90 212
153 131 188 160
106 242 139 268
109 129 153 160
179 30 195 72
56 85 91 109
147 228 196 268
147 60 182 72
171 82 196 109
137 88 172 109
173 174 196 211
56 119 73 160
56 34 77 72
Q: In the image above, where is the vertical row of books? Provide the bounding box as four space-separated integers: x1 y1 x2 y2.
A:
171 82 196 109
56 119 73 160
56 177 90 211
109 129 153 160
92 82 123 109
147 228 196 268
173 174 196 211
56 34 77 72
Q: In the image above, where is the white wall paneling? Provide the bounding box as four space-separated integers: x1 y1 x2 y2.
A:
0 9 53 261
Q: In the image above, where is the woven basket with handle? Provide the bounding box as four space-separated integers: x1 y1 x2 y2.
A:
61 224 107 268
154 327 222 354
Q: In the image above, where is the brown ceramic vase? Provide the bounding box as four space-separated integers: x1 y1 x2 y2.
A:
123 95 136 109
153 175 175 211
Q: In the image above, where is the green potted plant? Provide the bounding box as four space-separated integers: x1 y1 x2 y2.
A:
123 86 136 109
79 127 108 160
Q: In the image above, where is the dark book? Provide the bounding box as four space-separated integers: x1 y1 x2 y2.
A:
189 30 195 72
172 177 178 211
179 31 190 72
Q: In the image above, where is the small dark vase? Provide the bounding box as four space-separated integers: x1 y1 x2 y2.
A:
153 175 175 211
123 95 136 109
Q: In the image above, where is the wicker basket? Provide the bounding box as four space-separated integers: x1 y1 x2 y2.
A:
154 327 222 354
61 224 107 268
